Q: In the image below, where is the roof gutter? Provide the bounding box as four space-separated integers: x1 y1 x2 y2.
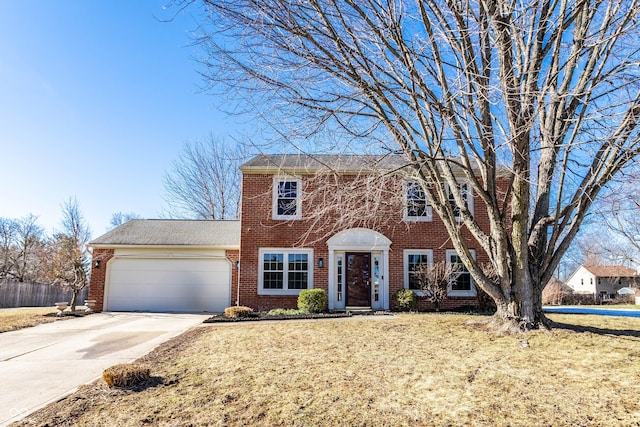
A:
88 244 240 251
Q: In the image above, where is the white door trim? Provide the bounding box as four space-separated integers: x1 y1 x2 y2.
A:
327 228 391 310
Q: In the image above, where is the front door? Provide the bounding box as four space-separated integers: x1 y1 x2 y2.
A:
346 252 371 306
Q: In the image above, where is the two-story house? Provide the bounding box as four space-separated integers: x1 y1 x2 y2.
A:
236 154 494 312
566 265 639 300
88 154 500 313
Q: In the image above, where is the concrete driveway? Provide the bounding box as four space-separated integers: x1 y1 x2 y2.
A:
0 312 210 426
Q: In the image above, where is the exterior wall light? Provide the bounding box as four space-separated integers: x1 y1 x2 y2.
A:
318 258 324 268
94 260 100 269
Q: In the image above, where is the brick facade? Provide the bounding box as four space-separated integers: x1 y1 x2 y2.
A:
87 248 114 312
238 172 499 312
86 156 504 314
226 249 240 306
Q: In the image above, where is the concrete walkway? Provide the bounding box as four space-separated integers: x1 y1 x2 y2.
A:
0 312 210 426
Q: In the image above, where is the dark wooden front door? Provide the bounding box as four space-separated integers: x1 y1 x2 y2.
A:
346 252 371 306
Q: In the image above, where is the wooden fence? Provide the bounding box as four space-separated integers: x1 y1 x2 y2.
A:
0 280 88 308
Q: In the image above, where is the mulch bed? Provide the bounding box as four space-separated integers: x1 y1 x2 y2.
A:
204 311 393 323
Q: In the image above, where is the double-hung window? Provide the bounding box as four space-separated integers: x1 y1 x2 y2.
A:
446 249 476 296
404 182 432 221
259 248 313 295
404 250 433 291
273 176 302 220
447 182 473 219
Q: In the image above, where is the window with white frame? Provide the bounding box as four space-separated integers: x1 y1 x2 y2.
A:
446 249 476 296
404 182 432 221
259 248 313 295
447 182 473 219
404 250 433 291
272 176 302 220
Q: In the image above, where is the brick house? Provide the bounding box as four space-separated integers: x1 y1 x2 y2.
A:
88 154 503 313
234 154 499 312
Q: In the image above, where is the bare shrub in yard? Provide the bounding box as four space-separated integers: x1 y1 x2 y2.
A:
414 261 460 312
224 306 253 318
103 364 150 388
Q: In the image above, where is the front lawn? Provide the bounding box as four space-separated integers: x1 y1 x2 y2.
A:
0 307 60 333
14 313 640 426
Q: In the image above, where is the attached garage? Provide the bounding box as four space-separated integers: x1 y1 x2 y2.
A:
88 220 240 313
106 255 231 312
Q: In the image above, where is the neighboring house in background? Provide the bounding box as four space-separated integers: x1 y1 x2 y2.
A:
566 265 640 300
88 154 509 313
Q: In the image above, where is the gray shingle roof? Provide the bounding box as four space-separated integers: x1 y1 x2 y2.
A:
89 219 240 248
240 154 408 173
240 154 509 175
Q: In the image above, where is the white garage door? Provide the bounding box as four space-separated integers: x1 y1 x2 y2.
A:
106 258 231 312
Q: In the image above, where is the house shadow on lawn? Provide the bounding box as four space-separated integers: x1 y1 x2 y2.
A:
550 320 640 340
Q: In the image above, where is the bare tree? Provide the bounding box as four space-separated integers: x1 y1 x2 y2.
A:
51 198 91 311
163 135 246 220
594 172 640 265
0 217 18 281
185 0 640 329
0 215 52 284
413 261 461 312
296 162 406 245
109 212 141 229
13 215 45 283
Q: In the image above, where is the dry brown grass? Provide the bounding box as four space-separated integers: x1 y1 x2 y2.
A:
14 313 640 426
0 308 60 333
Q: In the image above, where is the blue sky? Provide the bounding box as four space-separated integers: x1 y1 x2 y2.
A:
0 1 242 237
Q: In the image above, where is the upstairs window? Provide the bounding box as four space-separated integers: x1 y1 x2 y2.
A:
447 182 473 219
404 182 432 222
273 176 302 220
